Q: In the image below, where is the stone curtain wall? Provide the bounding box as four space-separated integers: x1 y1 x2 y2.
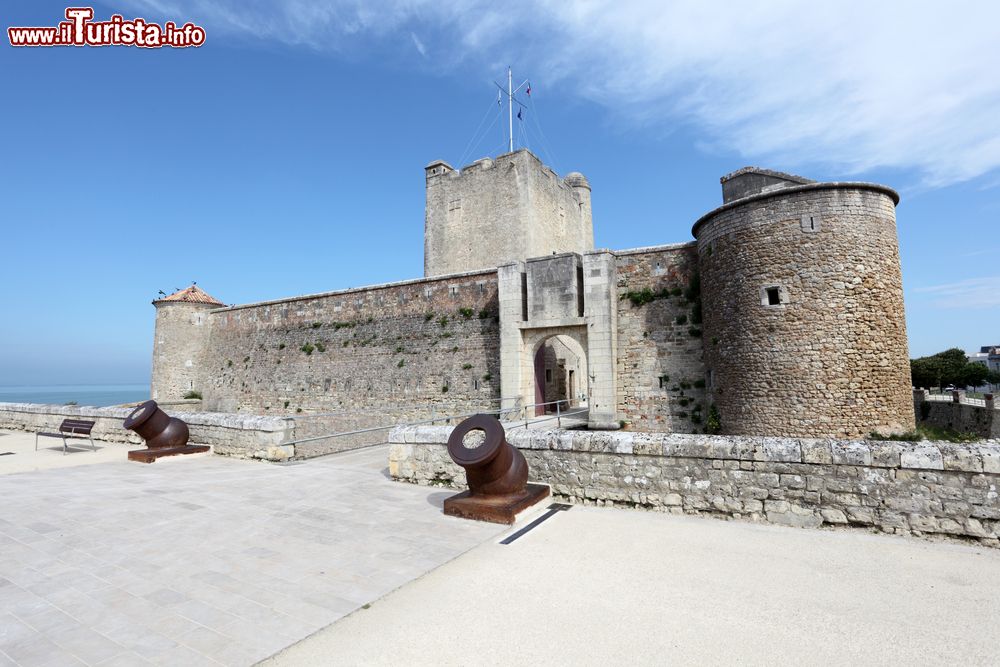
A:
0 402 293 458
199 270 502 419
695 184 914 438
614 244 707 433
915 392 999 439
389 425 1000 545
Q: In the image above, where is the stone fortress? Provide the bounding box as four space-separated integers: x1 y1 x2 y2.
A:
150 149 914 439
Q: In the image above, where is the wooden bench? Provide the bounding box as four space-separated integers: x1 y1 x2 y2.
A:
35 419 97 455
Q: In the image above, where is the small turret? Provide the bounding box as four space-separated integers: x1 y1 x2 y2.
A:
564 172 593 249
425 159 455 179
150 285 225 401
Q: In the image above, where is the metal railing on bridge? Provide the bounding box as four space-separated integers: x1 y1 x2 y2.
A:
280 396 589 457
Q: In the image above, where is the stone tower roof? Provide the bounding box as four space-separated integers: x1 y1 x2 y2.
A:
154 284 225 306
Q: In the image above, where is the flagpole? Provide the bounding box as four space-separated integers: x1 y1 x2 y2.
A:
507 66 514 153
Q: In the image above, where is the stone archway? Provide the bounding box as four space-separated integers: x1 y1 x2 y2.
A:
530 334 589 416
518 327 589 417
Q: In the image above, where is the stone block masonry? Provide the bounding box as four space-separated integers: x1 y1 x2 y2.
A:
695 183 913 438
615 243 706 433
389 425 1000 546
424 150 593 277
193 270 503 419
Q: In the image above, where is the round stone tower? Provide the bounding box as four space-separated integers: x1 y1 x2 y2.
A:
150 285 225 401
693 168 913 438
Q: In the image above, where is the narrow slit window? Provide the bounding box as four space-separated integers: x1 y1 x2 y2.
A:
766 287 781 306
800 214 821 233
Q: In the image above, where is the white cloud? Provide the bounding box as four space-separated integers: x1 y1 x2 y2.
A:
963 248 1000 258
410 32 427 57
118 0 1000 187
915 277 1000 308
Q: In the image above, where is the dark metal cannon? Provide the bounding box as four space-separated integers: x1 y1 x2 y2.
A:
443 414 549 524
123 400 208 463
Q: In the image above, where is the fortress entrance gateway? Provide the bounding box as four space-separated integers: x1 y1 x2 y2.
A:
532 334 588 416
499 251 619 429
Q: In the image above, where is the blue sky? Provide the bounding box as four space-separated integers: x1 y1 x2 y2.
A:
2 0 998 385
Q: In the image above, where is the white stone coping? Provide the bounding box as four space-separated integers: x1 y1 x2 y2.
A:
0 403 293 432
211 268 498 313
612 241 697 256
388 425 1000 474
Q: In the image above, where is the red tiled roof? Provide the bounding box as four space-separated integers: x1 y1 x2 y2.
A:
154 285 225 306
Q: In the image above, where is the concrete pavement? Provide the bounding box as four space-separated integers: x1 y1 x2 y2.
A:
265 503 1000 666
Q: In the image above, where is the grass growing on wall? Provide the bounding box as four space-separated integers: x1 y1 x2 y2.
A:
705 405 721 434
869 425 979 443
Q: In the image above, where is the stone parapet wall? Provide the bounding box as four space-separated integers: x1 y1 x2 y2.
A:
0 403 294 460
146 399 203 413
388 425 1000 545
915 393 999 439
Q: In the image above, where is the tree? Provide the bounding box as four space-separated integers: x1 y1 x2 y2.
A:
961 362 989 389
910 357 943 388
910 348 987 389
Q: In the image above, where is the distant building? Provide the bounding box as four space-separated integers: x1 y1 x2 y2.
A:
969 346 1000 373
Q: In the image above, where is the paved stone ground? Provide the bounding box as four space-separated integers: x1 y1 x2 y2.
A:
0 431 144 476
0 446 502 666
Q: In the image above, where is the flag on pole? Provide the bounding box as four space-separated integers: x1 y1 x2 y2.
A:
517 108 523 120
526 82 531 96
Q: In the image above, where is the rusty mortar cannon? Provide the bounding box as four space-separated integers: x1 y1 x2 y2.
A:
442 414 549 524
123 400 208 463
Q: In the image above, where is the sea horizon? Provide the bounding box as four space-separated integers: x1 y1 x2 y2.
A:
0 383 150 407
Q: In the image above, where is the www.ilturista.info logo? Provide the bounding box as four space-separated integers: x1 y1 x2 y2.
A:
8 7 205 48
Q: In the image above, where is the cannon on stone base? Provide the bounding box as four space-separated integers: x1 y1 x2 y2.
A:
123 400 209 463
443 414 549 524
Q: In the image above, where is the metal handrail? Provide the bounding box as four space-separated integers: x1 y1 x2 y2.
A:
284 396 589 449
504 405 589 431
291 395 523 419
284 408 502 447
